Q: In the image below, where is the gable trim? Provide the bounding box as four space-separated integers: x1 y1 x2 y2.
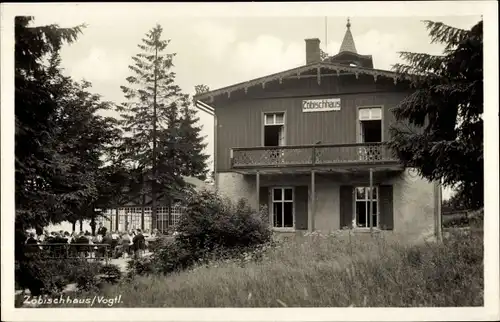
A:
193 62 412 104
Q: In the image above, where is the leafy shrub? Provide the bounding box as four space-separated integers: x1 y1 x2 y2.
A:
74 261 104 292
126 256 157 278
148 190 272 275
15 254 105 296
147 235 173 253
151 238 198 275
99 264 122 284
177 191 271 254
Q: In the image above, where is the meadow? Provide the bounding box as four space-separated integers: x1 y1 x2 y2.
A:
50 226 483 307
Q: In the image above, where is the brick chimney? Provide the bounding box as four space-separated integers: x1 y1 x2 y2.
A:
305 38 321 64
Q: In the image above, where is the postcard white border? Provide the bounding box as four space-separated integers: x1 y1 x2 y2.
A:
1 1 498 321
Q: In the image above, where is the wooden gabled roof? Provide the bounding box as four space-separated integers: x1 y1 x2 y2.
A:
194 61 410 104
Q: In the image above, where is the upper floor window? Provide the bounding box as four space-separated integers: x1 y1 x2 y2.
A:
359 107 382 143
263 112 285 146
264 112 285 126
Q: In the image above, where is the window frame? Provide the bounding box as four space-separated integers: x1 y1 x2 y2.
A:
353 186 379 229
262 111 286 147
356 105 384 143
271 186 295 231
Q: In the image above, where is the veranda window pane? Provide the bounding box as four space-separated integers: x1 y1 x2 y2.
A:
273 188 282 201
284 188 293 201
371 214 378 228
371 201 378 215
356 201 367 227
283 202 293 227
265 114 274 125
273 202 283 227
356 187 365 200
367 187 377 199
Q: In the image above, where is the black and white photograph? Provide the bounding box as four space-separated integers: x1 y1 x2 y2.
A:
1 2 498 321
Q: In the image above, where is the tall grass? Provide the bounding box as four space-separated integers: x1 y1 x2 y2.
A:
48 228 483 307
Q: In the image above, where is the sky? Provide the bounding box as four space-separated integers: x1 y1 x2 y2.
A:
6 4 485 200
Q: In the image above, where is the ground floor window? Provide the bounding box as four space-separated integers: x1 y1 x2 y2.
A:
354 186 378 228
272 187 294 228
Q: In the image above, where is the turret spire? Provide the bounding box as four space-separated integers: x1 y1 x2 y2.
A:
339 17 357 54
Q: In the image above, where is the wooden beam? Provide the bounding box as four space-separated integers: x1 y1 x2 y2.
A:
369 168 373 233
141 194 145 231
214 114 218 190
256 171 260 211
115 207 119 232
310 170 316 232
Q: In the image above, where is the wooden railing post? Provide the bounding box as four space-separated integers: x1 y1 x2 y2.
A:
369 168 374 234
310 170 316 232
256 171 260 211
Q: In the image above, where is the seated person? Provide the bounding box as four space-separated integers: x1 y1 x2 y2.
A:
132 229 146 258
72 232 91 257
100 233 114 258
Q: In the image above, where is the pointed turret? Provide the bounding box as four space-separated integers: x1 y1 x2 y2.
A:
339 18 357 54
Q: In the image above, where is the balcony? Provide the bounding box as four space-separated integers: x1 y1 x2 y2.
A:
230 142 400 170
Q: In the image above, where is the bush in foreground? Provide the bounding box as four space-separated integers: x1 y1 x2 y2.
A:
128 190 272 277
176 191 271 253
15 251 122 301
54 227 483 307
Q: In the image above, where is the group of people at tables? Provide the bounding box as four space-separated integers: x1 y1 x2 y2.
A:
24 222 160 259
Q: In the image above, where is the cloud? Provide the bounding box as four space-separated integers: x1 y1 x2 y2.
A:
200 28 416 86
354 30 407 70
226 35 304 83
192 21 237 62
64 47 130 83
322 40 341 57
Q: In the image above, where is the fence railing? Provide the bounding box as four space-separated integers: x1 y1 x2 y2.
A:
231 142 399 168
442 209 483 228
22 243 112 264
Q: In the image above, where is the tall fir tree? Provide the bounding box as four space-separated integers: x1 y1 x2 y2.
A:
118 24 193 229
178 96 210 180
389 20 483 209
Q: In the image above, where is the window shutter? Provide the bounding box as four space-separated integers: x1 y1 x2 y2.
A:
379 185 394 230
340 186 353 229
295 186 308 230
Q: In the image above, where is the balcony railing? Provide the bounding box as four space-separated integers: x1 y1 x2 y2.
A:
230 142 399 169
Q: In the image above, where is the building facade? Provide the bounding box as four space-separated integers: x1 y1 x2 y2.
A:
194 20 441 239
